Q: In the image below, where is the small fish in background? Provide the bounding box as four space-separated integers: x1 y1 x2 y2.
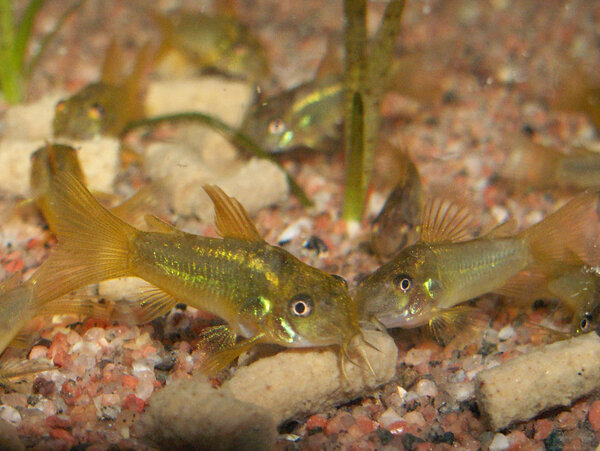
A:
31 173 363 374
150 5 269 82
371 150 423 261
355 190 600 343
30 143 166 232
241 45 448 154
53 41 153 140
550 59 600 132
509 265 600 336
499 135 600 190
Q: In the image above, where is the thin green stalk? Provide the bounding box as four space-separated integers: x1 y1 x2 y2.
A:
342 91 365 221
0 0 21 103
14 0 45 71
121 112 312 207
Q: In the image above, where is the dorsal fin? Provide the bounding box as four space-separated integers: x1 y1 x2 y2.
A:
419 198 475 243
203 185 264 242
100 39 124 85
315 37 342 79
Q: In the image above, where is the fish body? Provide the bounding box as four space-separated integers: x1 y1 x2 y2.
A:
356 191 600 337
32 173 361 371
501 137 600 190
241 76 343 153
371 153 423 260
53 42 151 140
153 11 268 81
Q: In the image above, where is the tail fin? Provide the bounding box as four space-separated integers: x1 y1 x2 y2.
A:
30 172 138 305
499 137 561 189
521 189 600 268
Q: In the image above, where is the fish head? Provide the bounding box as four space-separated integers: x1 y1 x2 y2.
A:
53 83 124 139
270 266 360 349
242 94 297 153
356 244 441 329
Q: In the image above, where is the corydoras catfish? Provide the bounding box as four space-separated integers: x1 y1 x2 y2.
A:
355 192 600 340
30 173 362 373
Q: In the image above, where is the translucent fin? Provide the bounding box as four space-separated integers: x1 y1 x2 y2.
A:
8 331 33 350
315 37 342 79
499 137 561 188
123 42 154 115
428 305 480 345
521 189 600 267
137 287 179 323
199 330 265 375
495 268 550 302
109 183 166 230
0 358 55 383
419 197 475 243
100 39 124 85
0 271 22 293
484 218 519 239
203 185 264 242
35 295 113 320
29 172 138 305
143 214 181 234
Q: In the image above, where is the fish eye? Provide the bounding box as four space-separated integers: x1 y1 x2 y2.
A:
393 274 412 293
332 274 348 289
289 294 314 317
89 102 104 119
268 118 286 135
581 313 593 331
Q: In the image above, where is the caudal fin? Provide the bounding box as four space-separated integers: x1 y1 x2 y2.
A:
521 189 600 268
30 172 138 305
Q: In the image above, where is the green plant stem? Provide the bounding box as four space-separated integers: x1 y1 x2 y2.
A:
342 91 365 221
0 0 22 103
121 112 312 207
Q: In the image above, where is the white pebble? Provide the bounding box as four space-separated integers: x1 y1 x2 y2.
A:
447 382 475 402
498 325 515 341
276 218 312 244
404 348 431 366
415 379 437 398
378 407 403 428
489 433 510 451
403 411 425 427
0 405 21 427
30 399 57 416
135 370 156 400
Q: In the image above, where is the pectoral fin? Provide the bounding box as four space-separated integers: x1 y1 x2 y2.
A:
198 329 265 374
428 305 480 344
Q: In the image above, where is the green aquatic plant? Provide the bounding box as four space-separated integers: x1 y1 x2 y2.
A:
0 0 82 104
342 0 405 222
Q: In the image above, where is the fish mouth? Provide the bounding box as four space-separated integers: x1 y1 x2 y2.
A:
376 309 432 329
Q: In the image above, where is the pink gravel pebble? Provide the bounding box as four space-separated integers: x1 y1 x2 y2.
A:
121 375 138 389
587 400 600 431
534 418 553 440
29 345 49 360
306 414 328 430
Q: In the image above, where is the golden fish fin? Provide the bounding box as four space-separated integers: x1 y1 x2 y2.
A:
199 331 265 375
0 358 56 385
419 197 475 243
7 331 33 350
136 286 179 323
29 172 138 306
100 39 125 85
315 36 343 79
35 295 113 320
0 271 22 293
521 189 600 267
428 305 481 345
109 183 166 230
143 214 181 234
124 42 154 106
484 218 519 239
203 185 264 242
